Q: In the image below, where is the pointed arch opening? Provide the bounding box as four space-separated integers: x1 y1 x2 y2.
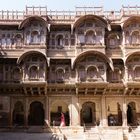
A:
28 101 45 126
13 101 24 126
81 102 96 126
85 30 96 44
127 102 137 126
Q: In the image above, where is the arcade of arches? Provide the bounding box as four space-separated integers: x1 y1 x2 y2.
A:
0 96 139 127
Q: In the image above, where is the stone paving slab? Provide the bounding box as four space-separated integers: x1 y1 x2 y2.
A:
0 132 52 140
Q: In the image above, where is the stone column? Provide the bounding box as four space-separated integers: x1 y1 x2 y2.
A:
122 97 127 127
45 96 49 126
24 98 28 127
122 32 125 45
124 66 128 82
9 97 13 127
69 96 80 126
100 96 108 127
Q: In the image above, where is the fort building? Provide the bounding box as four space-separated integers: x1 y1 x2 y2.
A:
0 5 140 139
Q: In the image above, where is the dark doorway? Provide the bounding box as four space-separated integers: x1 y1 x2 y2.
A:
28 101 45 126
81 102 96 126
127 102 137 125
13 101 24 126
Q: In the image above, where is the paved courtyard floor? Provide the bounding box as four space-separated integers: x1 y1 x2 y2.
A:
0 132 53 140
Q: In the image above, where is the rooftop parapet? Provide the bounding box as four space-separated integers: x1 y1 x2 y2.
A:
0 5 139 21
25 6 47 16
122 5 140 15
0 10 24 20
75 6 103 16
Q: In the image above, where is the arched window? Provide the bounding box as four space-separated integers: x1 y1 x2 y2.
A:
134 67 140 80
85 30 96 44
125 31 130 45
109 34 118 48
1 34 6 46
6 34 11 46
13 67 21 82
56 35 63 47
96 31 103 44
131 31 139 45
40 31 45 44
87 66 98 81
56 68 64 83
65 35 69 46
71 34 75 46
77 34 85 44
31 31 39 44
26 31 31 44
78 66 85 82
15 34 22 46
111 68 121 82
29 66 38 80
51 34 55 46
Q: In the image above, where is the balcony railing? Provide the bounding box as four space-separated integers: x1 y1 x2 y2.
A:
78 77 104 83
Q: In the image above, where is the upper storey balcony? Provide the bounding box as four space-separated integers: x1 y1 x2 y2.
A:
0 52 47 84
0 15 47 58
73 14 108 56
122 18 140 57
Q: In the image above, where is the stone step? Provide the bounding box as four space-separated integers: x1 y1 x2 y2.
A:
27 126 45 133
129 129 140 140
67 134 85 140
85 127 123 140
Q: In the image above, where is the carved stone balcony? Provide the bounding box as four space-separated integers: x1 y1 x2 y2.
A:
47 47 75 58
76 44 106 55
109 79 123 83
77 77 104 83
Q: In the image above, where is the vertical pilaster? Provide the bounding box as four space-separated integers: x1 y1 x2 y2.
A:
45 96 49 126
124 66 128 82
9 97 13 127
24 98 28 127
69 96 80 126
101 96 108 127
122 97 127 127
122 32 125 45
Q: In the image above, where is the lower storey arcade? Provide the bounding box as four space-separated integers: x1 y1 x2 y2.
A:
0 95 140 128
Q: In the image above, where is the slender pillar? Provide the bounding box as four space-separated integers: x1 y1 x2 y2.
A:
24 98 28 127
124 66 128 82
9 97 13 127
122 32 125 45
122 97 127 127
45 96 49 126
69 96 80 126
101 96 108 127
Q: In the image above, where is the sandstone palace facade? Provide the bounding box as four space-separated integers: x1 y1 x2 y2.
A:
1 5 140 132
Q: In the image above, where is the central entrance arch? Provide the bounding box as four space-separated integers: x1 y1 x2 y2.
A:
81 102 96 126
28 101 45 126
